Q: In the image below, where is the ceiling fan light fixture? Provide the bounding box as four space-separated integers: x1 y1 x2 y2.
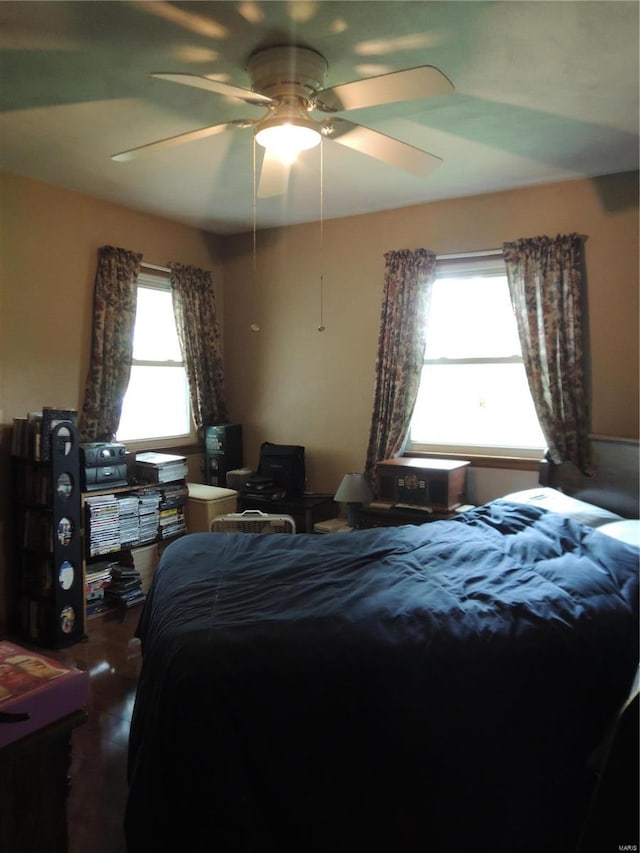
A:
255 116 321 164
113 45 454 185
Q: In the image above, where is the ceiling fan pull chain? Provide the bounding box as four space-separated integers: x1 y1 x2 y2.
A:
250 136 260 332
318 138 326 333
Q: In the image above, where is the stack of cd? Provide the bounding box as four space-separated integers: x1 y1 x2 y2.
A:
136 490 161 544
85 495 120 556
117 495 140 547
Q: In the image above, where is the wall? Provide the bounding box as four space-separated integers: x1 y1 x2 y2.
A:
0 171 223 632
1 170 638 631
222 172 639 496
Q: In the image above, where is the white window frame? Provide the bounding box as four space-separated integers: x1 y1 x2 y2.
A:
116 270 196 451
406 253 546 461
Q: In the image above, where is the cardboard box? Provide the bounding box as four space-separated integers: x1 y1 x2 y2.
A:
0 641 89 747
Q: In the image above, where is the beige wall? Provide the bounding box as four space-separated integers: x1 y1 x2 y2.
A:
222 172 639 495
1 170 638 630
0 172 223 419
0 171 223 631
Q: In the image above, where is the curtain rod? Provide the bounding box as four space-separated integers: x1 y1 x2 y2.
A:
141 261 171 273
437 249 502 260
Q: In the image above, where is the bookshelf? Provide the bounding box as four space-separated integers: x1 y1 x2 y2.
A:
12 417 85 648
81 479 188 618
11 414 190 642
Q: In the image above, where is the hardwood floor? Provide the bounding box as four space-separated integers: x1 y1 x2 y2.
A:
49 610 143 853
39 604 637 853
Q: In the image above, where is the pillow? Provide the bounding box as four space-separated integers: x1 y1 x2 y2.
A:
596 520 640 547
499 487 624 528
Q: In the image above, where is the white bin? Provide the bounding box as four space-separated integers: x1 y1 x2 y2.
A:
185 483 238 533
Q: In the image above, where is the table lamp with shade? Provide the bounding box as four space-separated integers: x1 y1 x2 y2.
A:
334 473 373 528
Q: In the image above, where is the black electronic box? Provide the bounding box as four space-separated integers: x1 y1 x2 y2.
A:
258 442 305 497
80 442 128 491
205 424 243 487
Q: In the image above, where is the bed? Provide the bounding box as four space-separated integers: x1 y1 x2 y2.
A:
125 447 638 853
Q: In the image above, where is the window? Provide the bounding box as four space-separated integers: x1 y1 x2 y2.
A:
407 255 546 458
116 272 192 445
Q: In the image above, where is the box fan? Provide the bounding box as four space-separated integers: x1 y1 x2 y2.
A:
210 510 296 535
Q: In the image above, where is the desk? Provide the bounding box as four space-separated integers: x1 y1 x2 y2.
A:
238 493 336 533
0 709 87 853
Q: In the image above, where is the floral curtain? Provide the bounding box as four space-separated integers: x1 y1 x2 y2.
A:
364 248 437 488
503 233 591 474
79 245 141 442
169 263 229 432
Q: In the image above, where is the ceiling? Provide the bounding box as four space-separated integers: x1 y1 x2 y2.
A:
1 1 638 235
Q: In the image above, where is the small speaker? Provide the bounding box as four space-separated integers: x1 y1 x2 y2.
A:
205 424 243 487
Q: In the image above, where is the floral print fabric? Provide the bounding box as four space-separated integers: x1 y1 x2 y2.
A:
80 248 228 443
503 233 591 474
79 245 141 442
169 263 229 432
364 248 437 488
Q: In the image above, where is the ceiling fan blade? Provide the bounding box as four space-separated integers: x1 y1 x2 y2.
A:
257 149 291 198
151 72 273 107
327 119 442 176
112 121 245 162
315 65 454 113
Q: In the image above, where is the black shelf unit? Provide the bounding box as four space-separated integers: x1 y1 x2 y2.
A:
12 420 85 648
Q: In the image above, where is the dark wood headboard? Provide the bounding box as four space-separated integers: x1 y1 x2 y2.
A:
540 436 639 519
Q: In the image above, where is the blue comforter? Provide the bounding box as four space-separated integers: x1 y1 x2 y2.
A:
126 501 638 853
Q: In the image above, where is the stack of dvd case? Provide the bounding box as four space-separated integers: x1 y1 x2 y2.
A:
104 563 146 609
135 490 161 544
158 482 188 539
117 494 140 547
85 494 120 556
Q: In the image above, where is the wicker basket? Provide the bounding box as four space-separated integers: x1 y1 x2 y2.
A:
210 509 296 535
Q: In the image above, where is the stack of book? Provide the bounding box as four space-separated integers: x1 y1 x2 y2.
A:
104 564 146 610
11 407 77 461
11 411 42 459
14 463 52 505
22 508 52 552
135 452 188 485
85 559 117 617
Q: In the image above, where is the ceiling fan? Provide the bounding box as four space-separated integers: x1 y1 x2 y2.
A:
112 45 454 198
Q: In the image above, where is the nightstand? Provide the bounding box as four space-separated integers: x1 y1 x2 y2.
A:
359 502 473 529
238 493 336 533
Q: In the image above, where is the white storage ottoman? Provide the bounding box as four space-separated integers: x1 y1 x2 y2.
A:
185 483 238 533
